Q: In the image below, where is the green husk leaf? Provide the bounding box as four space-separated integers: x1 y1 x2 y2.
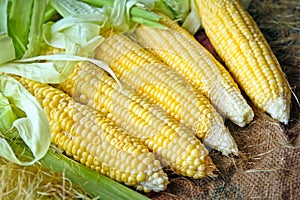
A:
105 0 137 31
8 0 33 45
0 74 51 166
50 0 107 17
9 142 150 200
181 0 201 34
0 33 16 64
163 0 190 21
0 54 121 89
82 0 164 21
152 0 201 34
131 6 162 21
0 0 9 32
42 149 150 200
81 0 167 29
150 0 175 19
0 0 16 63
0 61 67 84
22 0 47 58
8 0 34 58
0 92 17 133
43 14 106 56
81 0 113 7
7 24 27 58
131 16 168 29
43 4 58 22
43 0 125 84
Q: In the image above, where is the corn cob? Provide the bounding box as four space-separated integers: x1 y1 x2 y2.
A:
194 0 291 124
134 14 254 127
59 61 217 177
14 76 168 192
94 32 238 155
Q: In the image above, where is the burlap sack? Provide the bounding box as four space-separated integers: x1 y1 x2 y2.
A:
149 0 300 199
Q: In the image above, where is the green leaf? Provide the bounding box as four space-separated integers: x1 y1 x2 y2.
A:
106 0 137 31
0 92 17 133
0 0 9 32
131 16 167 29
163 0 190 21
81 0 113 7
43 14 106 56
10 142 150 200
181 0 201 34
0 54 122 88
131 5 163 21
22 0 47 58
7 24 27 58
8 0 34 58
81 0 167 29
153 0 200 34
0 74 51 166
0 33 16 64
43 148 150 200
149 0 175 20
0 61 67 83
51 0 106 17
43 4 58 22
0 0 16 63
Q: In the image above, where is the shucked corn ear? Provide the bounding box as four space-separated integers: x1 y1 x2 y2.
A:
94 32 238 155
195 0 291 124
14 76 168 192
59 61 217 177
134 14 254 127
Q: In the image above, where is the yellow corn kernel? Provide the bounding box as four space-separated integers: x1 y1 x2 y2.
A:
94 32 238 155
15 76 168 193
134 14 254 127
58 61 219 177
195 0 291 124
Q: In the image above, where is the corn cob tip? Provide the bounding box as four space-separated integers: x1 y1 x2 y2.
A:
203 129 238 156
230 106 254 127
203 112 239 156
212 86 254 127
264 95 290 124
178 148 217 179
138 168 169 192
216 101 254 127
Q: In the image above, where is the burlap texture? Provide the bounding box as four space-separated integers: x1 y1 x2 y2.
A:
149 0 300 199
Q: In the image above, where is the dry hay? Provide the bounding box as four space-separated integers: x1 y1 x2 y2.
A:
0 0 299 199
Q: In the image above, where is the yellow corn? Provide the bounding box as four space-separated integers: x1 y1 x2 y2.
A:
94 32 238 155
15 76 168 192
195 0 291 124
59 61 217 177
134 14 254 127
